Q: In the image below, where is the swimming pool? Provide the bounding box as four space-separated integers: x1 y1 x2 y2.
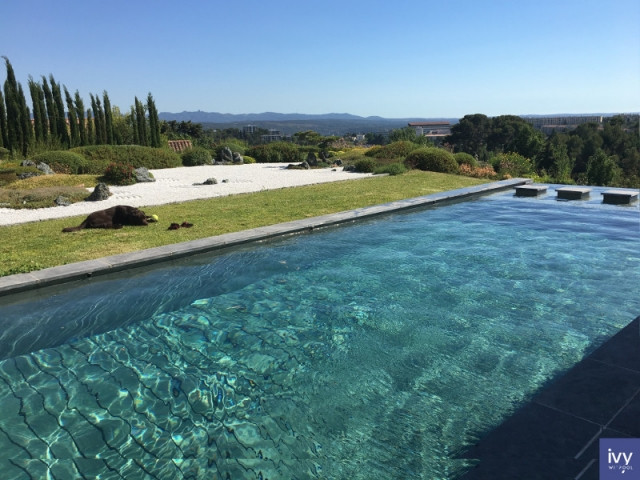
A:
0 186 638 479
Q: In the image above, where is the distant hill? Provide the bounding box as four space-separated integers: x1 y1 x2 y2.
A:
158 111 458 135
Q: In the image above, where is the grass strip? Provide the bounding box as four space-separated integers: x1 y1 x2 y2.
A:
0 171 485 276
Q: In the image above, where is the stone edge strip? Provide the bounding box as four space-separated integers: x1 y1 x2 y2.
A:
0 178 531 297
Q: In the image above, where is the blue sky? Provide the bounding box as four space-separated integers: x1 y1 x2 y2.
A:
2 0 639 118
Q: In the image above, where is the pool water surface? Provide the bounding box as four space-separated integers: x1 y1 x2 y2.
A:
0 187 638 479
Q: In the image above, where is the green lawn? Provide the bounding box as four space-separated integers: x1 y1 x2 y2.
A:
0 171 486 276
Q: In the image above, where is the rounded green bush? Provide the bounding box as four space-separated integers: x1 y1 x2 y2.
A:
71 145 182 170
31 151 91 174
0 147 10 160
368 141 420 159
247 142 301 163
404 148 459 174
354 158 377 173
454 152 477 167
242 155 256 164
182 147 213 166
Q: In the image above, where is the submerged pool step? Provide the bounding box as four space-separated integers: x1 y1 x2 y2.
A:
602 189 639 205
515 185 548 197
556 187 591 200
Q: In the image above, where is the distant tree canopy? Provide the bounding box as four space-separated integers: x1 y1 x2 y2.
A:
0 57 162 156
444 113 639 187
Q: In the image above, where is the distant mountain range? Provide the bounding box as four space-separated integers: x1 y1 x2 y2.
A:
158 111 458 135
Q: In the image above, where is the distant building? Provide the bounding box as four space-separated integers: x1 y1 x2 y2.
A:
243 125 256 134
524 115 603 134
261 129 286 143
408 121 451 138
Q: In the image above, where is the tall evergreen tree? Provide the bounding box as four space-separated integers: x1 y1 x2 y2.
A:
64 87 79 147
74 91 86 146
3 56 22 153
146 92 160 147
0 89 6 148
28 77 46 144
134 97 147 146
41 76 57 139
49 75 69 147
130 105 139 145
103 91 114 144
18 84 33 156
86 108 94 145
90 94 102 144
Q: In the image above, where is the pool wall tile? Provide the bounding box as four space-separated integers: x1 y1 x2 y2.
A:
0 178 531 297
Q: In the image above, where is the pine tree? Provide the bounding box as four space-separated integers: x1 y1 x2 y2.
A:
74 91 86 146
146 92 161 148
49 75 69 147
103 91 114 144
64 87 79 147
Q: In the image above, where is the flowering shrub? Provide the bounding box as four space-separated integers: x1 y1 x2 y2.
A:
458 163 497 178
103 162 135 185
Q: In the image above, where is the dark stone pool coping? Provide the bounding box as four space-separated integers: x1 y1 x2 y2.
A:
0 178 530 297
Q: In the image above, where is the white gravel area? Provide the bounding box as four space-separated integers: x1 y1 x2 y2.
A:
0 163 373 226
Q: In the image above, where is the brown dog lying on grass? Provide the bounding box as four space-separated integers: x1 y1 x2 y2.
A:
62 205 153 232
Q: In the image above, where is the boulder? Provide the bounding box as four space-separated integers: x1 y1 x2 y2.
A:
36 162 54 175
306 152 318 167
55 195 71 206
17 172 41 180
134 167 155 183
219 147 234 163
232 152 244 164
343 165 356 172
21 160 36 167
203 178 218 185
86 182 111 201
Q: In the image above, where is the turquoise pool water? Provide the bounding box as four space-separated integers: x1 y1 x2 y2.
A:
0 187 638 479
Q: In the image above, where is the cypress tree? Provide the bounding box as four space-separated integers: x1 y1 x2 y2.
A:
3 56 22 153
64 87 79 147
90 94 102 144
49 75 69 146
86 108 94 145
74 91 86 146
134 97 147 146
0 89 6 148
146 92 160 148
28 77 46 144
103 91 114 144
18 84 33 156
130 105 138 145
41 76 57 139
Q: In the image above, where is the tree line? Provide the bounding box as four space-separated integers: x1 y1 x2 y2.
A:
445 114 639 187
0 57 161 157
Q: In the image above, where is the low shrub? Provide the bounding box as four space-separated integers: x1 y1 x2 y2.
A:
247 142 301 163
71 145 181 170
0 147 10 160
103 162 136 185
32 151 91 174
458 163 497 178
404 148 459 174
495 152 534 177
365 141 419 159
353 158 377 173
182 147 213 166
242 155 256 164
454 152 477 167
374 162 407 176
